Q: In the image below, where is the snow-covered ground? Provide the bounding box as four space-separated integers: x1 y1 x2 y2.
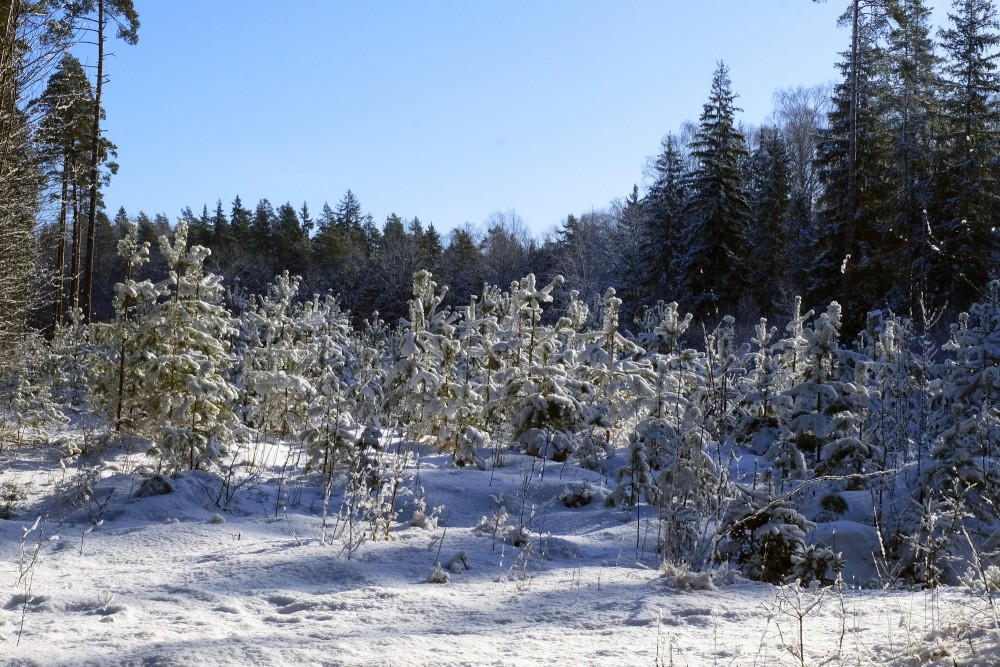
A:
1 437 998 667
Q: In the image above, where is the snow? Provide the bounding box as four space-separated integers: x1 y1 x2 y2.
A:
2 438 998 667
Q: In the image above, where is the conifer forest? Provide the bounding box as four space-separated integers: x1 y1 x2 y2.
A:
7 2 1000 665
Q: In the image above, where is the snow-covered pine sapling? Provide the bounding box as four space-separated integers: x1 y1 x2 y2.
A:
333 427 412 546
775 295 814 381
452 425 487 470
473 495 512 551
635 300 694 356
48 308 94 409
934 283 1000 502
656 405 719 515
606 425 660 508
107 219 151 433
782 302 845 470
862 311 932 526
512 273 563 368
0 335 66 454
509 363 590 464
559 480 605 508
131 220 239 471
702 315 747 444
736 318 791 455
886 485 973 587
302 357 358 481
570 288 655 469
410 492 443 529
426 562 450 584
718 482 813 584
789 543 843 586
383 270 457 444
0 479 26 519
239 272 315 447
346 333 387 433
815 360 879 487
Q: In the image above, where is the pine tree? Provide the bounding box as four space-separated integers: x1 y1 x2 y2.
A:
370 214 423 322
132 221 238 470
608 185 649 320
677 61 750 320
238 271 315 444
929 281 1000 501
97 218 152 432
0 2 60 365
68 0 139 324
720 482 814 584
34 54 107 330
312 191 375 313
419 222 443 274
187 204 212 247
251 198 275 256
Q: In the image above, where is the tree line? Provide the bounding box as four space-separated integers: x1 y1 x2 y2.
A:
6 0 1000 350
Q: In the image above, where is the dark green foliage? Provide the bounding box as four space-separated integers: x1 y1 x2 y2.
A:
935 0 1000 310
720 483 814 584
882 0 942 314
820 493 849 515
747 126 792 317
676 61 750 320
642 134 688 302
791 543 844 586
273 201 311 271
813 3 893 322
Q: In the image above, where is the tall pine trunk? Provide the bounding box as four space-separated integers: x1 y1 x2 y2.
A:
70 175 81 311
0 0 17 146
51 158 69 331
81 0 105 323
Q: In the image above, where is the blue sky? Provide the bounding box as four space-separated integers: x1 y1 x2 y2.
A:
89 1 949 238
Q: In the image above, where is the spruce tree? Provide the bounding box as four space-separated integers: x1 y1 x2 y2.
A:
440 228 483 306
642 133 688 303
937 0 1000 309
677 61 750 320
212 199 231 248
229 195 251 246
814 1 893 324
882 0 942 314
746 126 792 317
273 201 311 271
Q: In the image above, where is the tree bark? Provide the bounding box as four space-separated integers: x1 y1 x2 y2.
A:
0 0 20 165
52 158 69 331
843 0 860 299
70 175 81 311
81 0 105 324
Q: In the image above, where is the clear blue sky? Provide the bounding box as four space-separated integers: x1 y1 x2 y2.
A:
90 1 949 238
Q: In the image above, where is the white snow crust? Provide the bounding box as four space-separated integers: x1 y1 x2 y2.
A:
1 438 997 667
